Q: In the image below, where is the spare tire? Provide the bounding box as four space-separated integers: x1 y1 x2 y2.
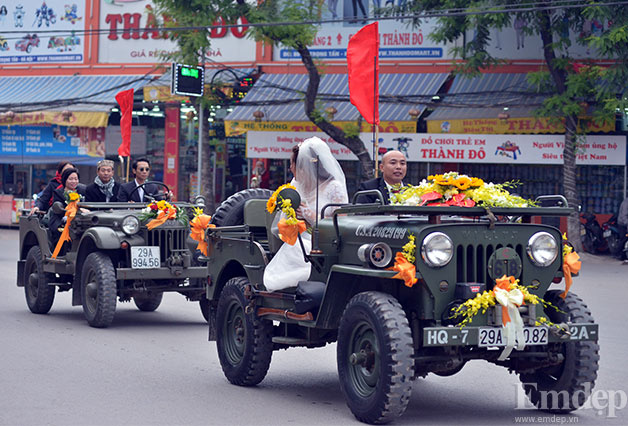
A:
211 188 273 227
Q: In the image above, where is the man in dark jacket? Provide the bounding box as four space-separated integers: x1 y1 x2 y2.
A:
85 159 120 202
117 157 165 202
30 161 75 215
355 150 407 205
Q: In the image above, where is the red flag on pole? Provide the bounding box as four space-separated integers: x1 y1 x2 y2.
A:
347 22 379 125
115 88 134 157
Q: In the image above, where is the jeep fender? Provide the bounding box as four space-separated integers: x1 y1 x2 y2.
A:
80 227 142 250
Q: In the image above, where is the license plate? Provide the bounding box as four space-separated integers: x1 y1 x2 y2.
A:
131 246 161 269
603 230 611 238
478 327 549 347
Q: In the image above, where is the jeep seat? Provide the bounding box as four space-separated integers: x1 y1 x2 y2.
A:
243 199 282 254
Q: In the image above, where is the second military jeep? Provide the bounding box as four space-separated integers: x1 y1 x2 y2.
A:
17 184 208 328
203 189 599 424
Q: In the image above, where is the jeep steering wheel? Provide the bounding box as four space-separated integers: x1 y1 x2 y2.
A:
128 181 171 202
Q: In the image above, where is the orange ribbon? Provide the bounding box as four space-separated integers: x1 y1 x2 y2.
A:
51 201 79 259
190 214 215 256
390 252 418 288
277 218 307 246
560 251 581 299
493 275 519 324
146 207 177 230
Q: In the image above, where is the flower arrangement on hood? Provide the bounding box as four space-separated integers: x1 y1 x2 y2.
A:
391 172 534 208
139 200 188 230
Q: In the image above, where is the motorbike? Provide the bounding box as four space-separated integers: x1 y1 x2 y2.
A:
602 214 625 258
581 212 606 253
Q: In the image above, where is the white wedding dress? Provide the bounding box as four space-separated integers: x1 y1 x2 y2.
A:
263 137 348 292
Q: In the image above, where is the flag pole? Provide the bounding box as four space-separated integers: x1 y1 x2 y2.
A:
126 156 130 182
373 55 378 178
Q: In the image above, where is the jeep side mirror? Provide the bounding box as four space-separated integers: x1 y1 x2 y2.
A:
51 201 65 215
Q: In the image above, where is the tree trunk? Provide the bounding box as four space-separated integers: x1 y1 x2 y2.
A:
296 42 374 180
201 105 216 212
538 9 583 251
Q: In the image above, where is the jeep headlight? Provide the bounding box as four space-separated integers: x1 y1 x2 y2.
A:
121 215 140 235
527 232 558 267
421 232 453 268
357 242 393 268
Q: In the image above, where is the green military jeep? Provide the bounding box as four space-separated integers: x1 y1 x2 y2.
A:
17 183 208 328
204 189 599 424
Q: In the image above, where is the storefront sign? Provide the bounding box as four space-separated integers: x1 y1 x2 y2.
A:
163 107 179 199
416 134 626 165
246 131 625 166
427 116 615 134
0 111 109 128
0 0 85 64
246 131 420 161
99 0 256 63
0 125 105 163
226 120 416 137
274 7 453 61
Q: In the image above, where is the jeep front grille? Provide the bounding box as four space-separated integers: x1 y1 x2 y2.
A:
455 243 524 286
146 228 187 262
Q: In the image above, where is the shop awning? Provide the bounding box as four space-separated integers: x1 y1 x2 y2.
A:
0 74 153 113
427 73 545 121
425 73 614 134
224 72 449 135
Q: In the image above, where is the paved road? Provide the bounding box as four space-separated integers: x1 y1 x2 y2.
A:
1 228 627 426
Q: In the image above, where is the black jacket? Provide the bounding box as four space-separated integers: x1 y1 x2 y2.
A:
85 181 121 203
117 181 159 203
47 186 86 234
35 178 62 212
355 177 390 205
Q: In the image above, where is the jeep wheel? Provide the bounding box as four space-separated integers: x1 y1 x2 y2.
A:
133 292 163 312
81 252 117 328
520 290 599 413
211 188 273 227
337 292 414 424
24 246 55 314
216 277 273 386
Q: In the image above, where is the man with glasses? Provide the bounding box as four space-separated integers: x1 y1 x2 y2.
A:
117 158 166 202
85 159 120 202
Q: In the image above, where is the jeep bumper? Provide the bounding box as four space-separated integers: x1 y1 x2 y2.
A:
422 323 599 347
116 266 207 280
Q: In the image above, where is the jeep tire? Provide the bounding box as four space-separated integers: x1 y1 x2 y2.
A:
520 290 600 413
337 292 414 424
81 252 117 328
24 246 55 314
216 277 273 386
133 292 163 312
211 188 273 227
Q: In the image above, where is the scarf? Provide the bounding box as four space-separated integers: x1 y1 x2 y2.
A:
94 176 115 201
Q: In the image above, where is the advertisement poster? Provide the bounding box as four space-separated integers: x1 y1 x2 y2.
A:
0 0 84 64
246 131 626 166
0 125 105 163
274 4 455 61
98 0 256 63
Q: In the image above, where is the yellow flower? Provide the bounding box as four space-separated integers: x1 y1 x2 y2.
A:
401 234 416 263
193 207 204 218
470 177 484 187
157 200 167 210
68 192 80 201
267 183 297 213
453 176 471 190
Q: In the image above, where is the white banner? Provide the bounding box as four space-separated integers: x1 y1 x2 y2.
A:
416 134 626 165
246 131 626 166
98 0 256 63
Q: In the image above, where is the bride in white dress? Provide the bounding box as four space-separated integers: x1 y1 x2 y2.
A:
263 137 348 292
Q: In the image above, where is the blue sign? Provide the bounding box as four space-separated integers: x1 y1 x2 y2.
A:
0 125 101 164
